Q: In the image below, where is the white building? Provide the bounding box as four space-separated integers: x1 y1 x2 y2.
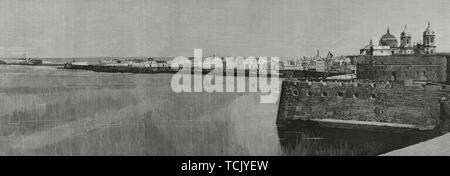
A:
360 39 392 56
316 60 326 72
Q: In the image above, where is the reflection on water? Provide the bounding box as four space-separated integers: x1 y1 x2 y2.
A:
278 121 442 156
0 65 441 155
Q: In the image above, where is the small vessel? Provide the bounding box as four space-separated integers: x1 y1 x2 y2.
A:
2 50 43 65
5 58 43 65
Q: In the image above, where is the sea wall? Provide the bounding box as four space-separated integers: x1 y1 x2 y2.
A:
277 80 450 128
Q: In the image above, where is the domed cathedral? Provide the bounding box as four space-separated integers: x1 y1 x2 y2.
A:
379 28 398 48
360 22 437 56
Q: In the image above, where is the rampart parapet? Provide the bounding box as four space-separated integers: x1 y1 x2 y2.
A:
278 79 450 128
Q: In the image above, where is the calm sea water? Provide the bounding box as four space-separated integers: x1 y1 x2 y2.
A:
0 65 281 155
0 65 434 155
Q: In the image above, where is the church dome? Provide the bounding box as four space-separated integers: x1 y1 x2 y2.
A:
423 21 435 35
379 28 398 47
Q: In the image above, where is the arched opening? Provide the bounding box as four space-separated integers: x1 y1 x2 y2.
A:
391 71 397 81
292 89 299 96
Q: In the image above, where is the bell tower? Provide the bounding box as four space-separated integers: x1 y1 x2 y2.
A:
400 25 411 48
423 21 436 54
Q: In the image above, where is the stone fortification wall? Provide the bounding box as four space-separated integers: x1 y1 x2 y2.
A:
355 55 447 82
277 80 450 128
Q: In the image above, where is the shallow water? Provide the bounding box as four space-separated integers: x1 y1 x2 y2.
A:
0 65 435 155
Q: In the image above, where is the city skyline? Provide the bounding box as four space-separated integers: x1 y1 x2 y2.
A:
1 0 450 58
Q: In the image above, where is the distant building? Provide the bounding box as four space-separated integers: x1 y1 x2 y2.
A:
360 22 436 56
316 60 326 72
153 60 169 67
280 56 303 70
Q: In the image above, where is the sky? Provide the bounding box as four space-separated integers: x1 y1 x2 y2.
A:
0 0 450 58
